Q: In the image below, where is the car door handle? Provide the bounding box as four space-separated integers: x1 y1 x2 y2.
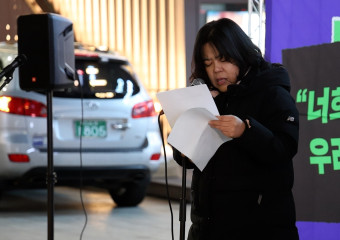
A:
111 123 130 130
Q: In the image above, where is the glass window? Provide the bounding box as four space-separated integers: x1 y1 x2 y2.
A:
53 58 140 99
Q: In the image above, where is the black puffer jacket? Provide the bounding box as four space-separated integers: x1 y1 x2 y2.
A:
173 62 300 240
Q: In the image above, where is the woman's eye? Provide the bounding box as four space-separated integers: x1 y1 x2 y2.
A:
219 56 226 62
204 60 212 67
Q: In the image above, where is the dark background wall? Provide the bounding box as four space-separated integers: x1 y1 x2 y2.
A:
0 0 33 43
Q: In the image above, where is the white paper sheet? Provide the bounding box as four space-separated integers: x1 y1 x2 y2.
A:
156 84 220 128
156 85 231 171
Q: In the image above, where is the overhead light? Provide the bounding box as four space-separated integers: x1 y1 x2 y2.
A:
90 79 107 87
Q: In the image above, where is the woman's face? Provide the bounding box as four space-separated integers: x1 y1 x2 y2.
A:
202 43 239 93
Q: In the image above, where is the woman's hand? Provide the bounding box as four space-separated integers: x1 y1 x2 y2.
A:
209 115 246 138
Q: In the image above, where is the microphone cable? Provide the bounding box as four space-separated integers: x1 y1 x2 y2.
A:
76 72 88 240
157 111 175 240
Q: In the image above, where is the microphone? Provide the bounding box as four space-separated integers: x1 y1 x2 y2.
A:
0 54 27 80
4 54 27 70
192 77 220 97
190 78 205 86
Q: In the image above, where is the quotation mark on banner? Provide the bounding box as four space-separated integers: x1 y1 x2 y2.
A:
297 89 308 103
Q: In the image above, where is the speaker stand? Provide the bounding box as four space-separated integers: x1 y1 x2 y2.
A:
46 90 56 240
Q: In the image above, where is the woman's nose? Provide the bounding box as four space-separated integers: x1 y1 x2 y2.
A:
213 61 222 72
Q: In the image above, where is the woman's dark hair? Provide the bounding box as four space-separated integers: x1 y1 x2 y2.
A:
190 18 264 87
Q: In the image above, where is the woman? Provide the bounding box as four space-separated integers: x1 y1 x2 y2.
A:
173 18 300 239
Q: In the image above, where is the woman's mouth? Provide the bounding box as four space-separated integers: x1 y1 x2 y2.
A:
216 78 227 85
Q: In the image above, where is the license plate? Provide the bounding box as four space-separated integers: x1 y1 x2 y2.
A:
75 120 107 138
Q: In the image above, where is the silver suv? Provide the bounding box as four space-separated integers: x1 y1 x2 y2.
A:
0 42 162 206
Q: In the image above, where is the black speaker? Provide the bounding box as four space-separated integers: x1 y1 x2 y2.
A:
17 13 75 91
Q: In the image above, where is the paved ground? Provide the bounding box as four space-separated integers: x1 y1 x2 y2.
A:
0 186 191 240
0 158 192 240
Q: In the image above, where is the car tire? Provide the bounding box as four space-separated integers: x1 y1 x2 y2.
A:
109 178 150 207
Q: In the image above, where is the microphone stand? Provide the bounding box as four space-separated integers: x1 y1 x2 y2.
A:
0 54 27 90
0 65 16 91
179 157 187 240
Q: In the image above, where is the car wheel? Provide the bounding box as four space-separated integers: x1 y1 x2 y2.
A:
0 184 7 200
109 178 150 207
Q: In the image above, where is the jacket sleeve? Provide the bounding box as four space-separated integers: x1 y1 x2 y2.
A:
237 86 299 165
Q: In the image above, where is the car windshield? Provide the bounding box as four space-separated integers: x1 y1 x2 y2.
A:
53 58 140 99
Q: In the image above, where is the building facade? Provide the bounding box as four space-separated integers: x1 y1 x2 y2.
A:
0 0 250 97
